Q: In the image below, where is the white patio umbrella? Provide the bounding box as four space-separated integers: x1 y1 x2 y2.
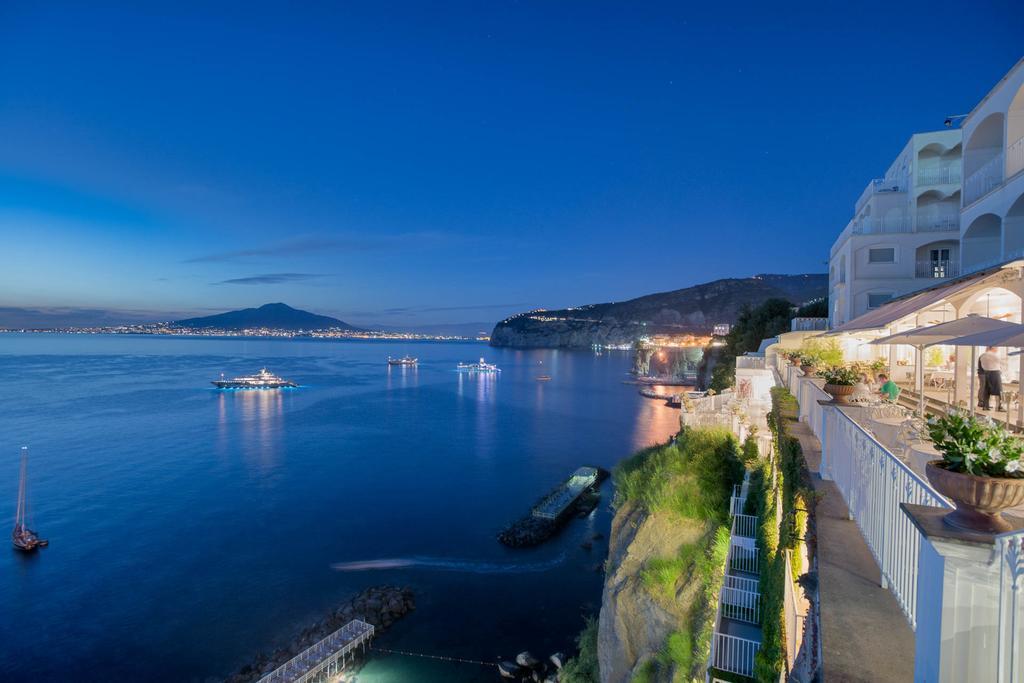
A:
871 315 1021 416
936 322 1024 425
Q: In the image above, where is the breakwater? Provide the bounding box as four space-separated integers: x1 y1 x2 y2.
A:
227 585 415 682
498 467 609 548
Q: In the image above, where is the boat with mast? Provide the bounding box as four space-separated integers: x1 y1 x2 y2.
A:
457 357 500 373
212 368 297 389
387 355 418 367
13 446 47 552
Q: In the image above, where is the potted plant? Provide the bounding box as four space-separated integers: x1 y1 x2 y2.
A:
797 352 817 376
817 366 858 403
925 410 1024 532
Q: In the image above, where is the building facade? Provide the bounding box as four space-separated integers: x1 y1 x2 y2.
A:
829 129 963 327
960 58 1024 274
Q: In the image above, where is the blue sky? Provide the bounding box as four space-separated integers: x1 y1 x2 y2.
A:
0 2 1021 327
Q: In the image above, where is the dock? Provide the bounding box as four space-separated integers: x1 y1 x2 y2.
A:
256 620 375 683
531 467 600 520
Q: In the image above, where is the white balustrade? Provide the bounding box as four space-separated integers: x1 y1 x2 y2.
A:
821 407 950 630
995 530 1024 682
712 633 761 678
721 584 761 624
916 166 961 186
729 538 759 574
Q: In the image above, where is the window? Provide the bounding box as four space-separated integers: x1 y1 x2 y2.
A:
868 293 893 309
868 247 896 263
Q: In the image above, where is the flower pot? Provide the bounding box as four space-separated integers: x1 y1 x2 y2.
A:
824 383 855 404
800 364 815 376
925 461 1024 533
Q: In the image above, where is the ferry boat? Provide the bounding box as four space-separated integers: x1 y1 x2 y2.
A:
212 368 297 389
12 447 47 552
387 356 418 366
457 357 500 373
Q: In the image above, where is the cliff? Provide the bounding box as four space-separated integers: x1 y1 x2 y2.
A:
490 273 826 348
598 502 708 683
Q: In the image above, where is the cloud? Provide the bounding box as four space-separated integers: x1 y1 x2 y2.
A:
211 273 325 285
184 233 454 263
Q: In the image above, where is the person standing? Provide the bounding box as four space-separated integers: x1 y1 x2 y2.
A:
978 354 989 410
979 346 1003 411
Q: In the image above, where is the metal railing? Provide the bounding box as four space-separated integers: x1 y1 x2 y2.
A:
820 408 950 631
915 259 960 279
729 538 759 574
791 317 828 332
732 513 759 539
730 484 748 517
1008 136 1024 181
965 152 1005 205
856 176 909 214
257 620 375 683
721 584 761 624
915 215 959 232
916 166 961 186
712 633 761 678
853 216 912 235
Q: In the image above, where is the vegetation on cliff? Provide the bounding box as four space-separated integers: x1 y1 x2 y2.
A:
490 274 827 348
707 297 826 392
594 428 744 682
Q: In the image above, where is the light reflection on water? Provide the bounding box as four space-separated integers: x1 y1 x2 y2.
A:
0 335 681 682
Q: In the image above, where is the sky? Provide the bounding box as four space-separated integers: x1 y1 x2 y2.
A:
0 2 1022 329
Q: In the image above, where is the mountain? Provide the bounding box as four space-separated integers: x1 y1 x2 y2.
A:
489 274 827 348
175 303 358 331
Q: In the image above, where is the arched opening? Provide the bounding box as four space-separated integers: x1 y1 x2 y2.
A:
1005 193 1024 258
915 189 959 232
1008 84 1024 178
961 213 1002 269
917 142 961 186
964 113 1005 204
914 239 959 279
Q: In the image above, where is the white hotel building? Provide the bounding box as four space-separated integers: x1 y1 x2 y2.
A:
828 129 963 328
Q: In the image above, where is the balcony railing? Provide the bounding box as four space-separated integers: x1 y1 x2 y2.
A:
712 633 760 678
791 317 828 332
964 152 1005 205
853 216 911 235
916 166 961 186
915 215 959 232
855 176 909 214
915 259 960 279
1008 135 1024 180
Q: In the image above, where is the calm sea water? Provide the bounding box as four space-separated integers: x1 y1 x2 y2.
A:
0 334 679 682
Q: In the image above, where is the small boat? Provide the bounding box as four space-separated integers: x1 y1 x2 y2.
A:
536 375 552 381
387 355 418 366
516 651 539 668
12 447 47 552
212 368 297 389
457 357 500 373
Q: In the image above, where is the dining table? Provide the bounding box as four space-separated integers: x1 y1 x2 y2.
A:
906 441 941 478
867 415 908 450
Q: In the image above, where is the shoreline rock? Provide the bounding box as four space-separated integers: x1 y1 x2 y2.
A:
226 585 415 683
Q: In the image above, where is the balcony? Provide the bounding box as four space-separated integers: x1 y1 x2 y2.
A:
915 215 959 232
791 317 828 332
916 166 961 187
855 176 908 214
915 259 959 279
853 216 911 235
964 152 1005 205
1009 135 1024 180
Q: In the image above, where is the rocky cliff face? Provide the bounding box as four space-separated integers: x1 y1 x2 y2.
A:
490 273 827 349
598 502 706 683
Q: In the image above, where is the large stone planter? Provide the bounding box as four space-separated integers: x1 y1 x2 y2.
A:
925 461 1024 533
823 383 855 404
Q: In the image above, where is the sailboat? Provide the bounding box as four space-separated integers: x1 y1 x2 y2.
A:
12 446 47 552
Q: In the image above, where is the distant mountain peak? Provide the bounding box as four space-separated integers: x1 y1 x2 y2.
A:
175 303 357 331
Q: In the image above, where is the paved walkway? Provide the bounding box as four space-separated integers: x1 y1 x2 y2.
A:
789 419 915 683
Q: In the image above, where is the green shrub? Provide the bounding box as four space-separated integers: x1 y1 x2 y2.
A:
560 616 600 683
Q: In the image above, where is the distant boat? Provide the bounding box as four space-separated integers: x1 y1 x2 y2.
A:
536 375 552 381
12 447 47 552
387 356 418 367
212 368 297 389
457 358 500 373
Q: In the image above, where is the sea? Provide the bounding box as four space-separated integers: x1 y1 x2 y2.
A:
0 334 681 682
